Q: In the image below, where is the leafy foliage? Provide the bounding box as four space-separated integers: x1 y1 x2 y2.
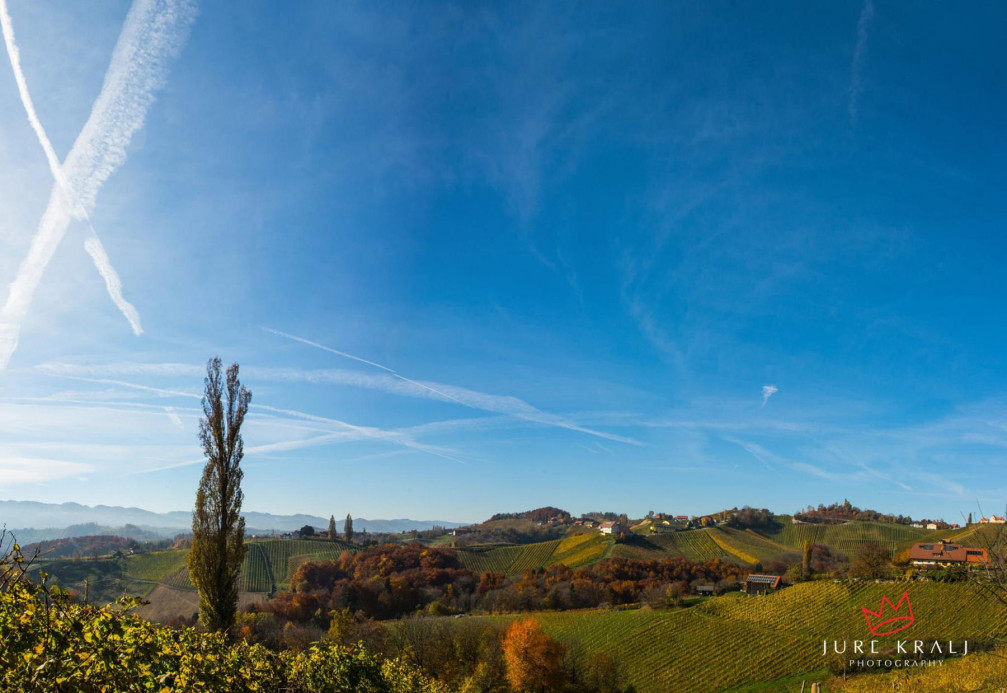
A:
488 508 570 523
188 357 251 631
501 619 566 693
794 499 913 525
0 533 445 692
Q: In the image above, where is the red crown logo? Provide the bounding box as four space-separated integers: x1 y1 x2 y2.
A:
862 591 914 636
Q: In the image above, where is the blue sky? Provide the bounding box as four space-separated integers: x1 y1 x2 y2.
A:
1 0 1006 523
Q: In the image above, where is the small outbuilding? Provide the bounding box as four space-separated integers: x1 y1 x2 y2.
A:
743 574 781 595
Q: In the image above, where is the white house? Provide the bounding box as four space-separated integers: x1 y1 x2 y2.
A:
600 521 621 535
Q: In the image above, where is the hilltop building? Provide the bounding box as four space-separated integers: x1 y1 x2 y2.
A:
908 540 987 567
599 521 621 535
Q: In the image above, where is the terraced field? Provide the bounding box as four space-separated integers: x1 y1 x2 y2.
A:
708 526 795 564
454 544 526 574
611 530 732 563
508 539 563 575
757 520 930 556
698 580 1004 641
242 542 273 592
258 538 354 590
451 580 1006 693
124 549 188 582
456 533 613 575
548 533 609 568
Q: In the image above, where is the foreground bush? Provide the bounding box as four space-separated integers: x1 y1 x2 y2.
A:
0 541 446 692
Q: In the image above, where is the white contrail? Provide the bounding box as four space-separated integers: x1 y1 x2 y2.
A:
848 0 874 123
0 0 196 369
83 236 143 334
264 327 643 445
0 0 148 344
264 328 395 372
264 327 471 407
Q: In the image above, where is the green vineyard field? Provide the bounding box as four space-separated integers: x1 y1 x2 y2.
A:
456 533 614 576
124 549 188 582
757 519 930 556
452 580 1007 693
707 526 796 564
611 530 733 563
34 538 357 602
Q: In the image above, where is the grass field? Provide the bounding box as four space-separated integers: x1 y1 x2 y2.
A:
454 580 1007 693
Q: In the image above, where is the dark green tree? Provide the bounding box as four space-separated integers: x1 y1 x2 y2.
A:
328 515 337 541
344 513 354 543
850 542 892 580
187 357 250 632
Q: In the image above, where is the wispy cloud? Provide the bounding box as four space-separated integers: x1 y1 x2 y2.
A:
35 372 200 400
848 0 875 123
0 456 93 484
251 404 470 465
761 384 778 407
724 436 777 471
0 0 196 369
264 329 643 445
37 361 202 378
264 327 471 407
0 0 142 338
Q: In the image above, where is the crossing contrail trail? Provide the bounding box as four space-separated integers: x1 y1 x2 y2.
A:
0 0 143 334
0 0 196 370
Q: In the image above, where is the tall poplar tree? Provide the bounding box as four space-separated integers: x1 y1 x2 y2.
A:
187 357 250 632
344 513 354 542
328 514 337 541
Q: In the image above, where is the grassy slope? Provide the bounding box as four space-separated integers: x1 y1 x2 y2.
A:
465 580 1007 693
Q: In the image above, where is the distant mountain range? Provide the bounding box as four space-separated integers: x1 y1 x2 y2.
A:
0 500 467 543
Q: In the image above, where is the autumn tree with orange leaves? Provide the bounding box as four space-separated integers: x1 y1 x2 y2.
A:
501 618 567 693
